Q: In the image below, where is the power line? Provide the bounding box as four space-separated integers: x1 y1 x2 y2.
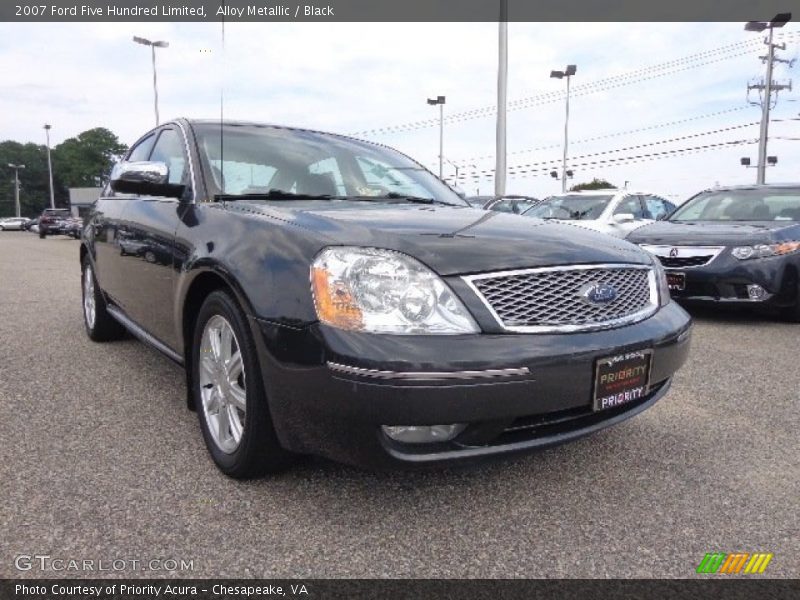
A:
350 35 798 138
451 106 755 164
455 139 758 181
464 122 760 177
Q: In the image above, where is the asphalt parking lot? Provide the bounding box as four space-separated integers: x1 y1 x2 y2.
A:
0 233 797 579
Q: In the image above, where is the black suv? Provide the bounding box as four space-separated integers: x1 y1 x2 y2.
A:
80 119 692 478
38 208 72 238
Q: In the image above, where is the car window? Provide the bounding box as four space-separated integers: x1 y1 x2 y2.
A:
195 124 466 205
671 189 800 221
643 195 671 220
614 196 645 219
309 157 347 196
127 134 156 162
150 129 187 185
354 156 436 199
492 198 538 214
525 194 614 220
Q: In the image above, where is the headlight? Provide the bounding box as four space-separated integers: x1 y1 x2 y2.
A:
311 247 480 334
732 242 800 260
653 259 670 307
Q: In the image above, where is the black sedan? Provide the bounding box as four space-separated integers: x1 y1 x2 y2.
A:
628 184 800 321
80 118 691 477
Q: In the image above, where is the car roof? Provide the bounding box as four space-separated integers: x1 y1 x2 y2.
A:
696 183 800 193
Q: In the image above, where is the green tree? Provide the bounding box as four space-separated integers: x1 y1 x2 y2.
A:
0 127 127 218
52 127 127 191
570 178 616 191
0 141 52 217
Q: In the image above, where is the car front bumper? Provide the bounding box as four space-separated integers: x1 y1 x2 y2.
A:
251 302 692 468
663 253 799 307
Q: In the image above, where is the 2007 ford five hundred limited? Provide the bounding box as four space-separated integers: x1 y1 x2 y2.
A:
80 119 692 477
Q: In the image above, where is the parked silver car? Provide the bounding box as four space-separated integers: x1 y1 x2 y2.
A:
523 189 676 239
0 217 31 231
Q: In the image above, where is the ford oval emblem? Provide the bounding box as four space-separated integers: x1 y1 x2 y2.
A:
579 282 618 305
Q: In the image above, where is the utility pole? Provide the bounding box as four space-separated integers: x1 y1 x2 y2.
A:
745 13 792 184
495 0 508 196
8 163 25 218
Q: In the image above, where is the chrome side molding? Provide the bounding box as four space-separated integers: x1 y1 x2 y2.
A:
327 362 530 381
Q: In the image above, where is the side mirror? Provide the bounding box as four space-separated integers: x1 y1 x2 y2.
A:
109 161 185 199
613 212 635 224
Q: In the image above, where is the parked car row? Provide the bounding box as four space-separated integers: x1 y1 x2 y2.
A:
0 210 82 238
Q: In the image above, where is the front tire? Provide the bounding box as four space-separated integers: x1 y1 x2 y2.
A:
81 255 125 341
192 290 295 478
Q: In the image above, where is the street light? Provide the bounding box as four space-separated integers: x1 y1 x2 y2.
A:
133 36 169 126
550 64 577 192
7 163 25 218
427 95 446 179
44 124 55 209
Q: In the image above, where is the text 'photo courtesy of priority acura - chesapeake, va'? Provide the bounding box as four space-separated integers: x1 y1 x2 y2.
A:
79 119 692 478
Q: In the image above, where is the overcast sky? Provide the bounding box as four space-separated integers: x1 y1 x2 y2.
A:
1 21 798 199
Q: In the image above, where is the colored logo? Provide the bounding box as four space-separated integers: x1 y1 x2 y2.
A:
580 282 618 305
696 552 773 574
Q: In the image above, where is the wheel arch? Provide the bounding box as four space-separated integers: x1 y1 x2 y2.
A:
178 265 259 410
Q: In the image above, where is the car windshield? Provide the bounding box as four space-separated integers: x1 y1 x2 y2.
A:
670 188 800 222
524 194 614 220
193 123 467 206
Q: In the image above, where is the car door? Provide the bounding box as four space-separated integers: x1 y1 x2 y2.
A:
612 195 652 237
115 126 189 350
92 134 156 305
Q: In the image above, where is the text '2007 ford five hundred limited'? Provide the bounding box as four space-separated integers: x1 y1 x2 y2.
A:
80 119 692 477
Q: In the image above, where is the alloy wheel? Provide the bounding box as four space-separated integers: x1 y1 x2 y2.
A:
199 315 247 453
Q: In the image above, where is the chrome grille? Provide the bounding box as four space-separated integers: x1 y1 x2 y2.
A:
639 245 724 269
464 264 657 332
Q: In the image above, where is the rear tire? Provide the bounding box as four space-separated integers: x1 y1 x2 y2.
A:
39 231 45 239
81 255 125 341
192 290 296 478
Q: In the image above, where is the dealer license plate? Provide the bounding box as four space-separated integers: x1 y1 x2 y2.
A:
593 350 652 412
666 271 686 291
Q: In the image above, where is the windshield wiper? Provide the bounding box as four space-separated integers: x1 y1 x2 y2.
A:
215 190 345 202
374 192 447 205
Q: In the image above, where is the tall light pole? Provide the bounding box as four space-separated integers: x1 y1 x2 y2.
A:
495 0 508 196
133 36 169 126
550 64 577 192
43 124 55 209
427 96 446 178
8 163 25 218
745 13 791 184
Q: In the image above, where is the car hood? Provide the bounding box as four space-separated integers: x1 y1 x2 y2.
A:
238 201 651 275
626 220 800 246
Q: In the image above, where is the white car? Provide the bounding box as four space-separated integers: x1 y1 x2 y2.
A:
522 189 676 238
0 217 31 231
